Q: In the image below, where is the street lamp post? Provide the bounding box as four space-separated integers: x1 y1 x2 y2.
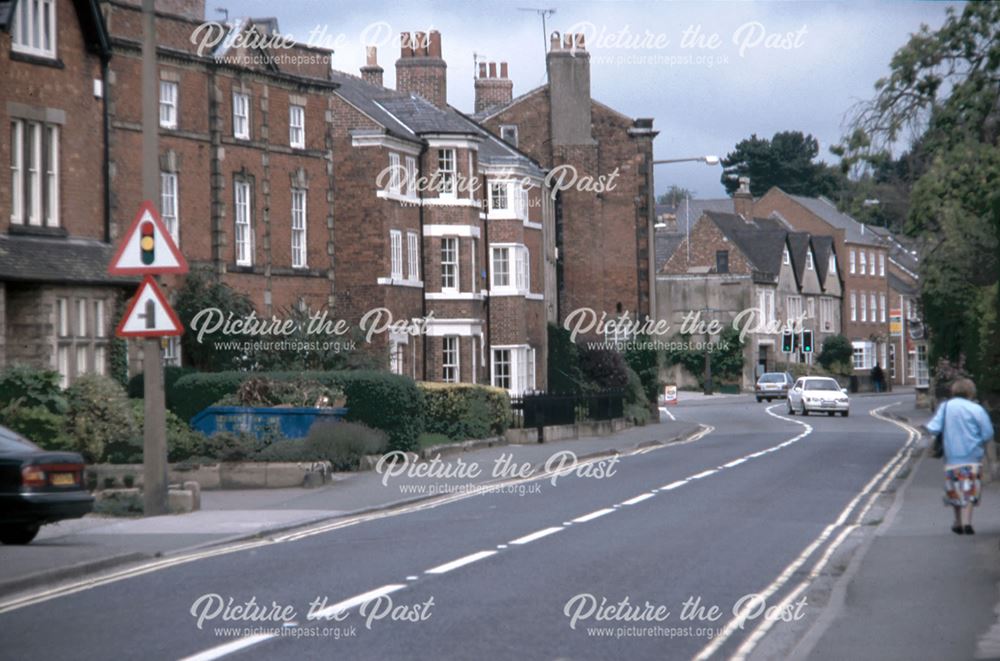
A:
653 155 720 166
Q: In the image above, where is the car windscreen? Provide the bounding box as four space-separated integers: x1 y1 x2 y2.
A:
0 425 41 453
759 374 785 383
803 379 842 392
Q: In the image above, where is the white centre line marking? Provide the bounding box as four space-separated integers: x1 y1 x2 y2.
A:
620 492 656 506
425 551 497 575
723 458 747 468
310 584 406 620
178 634 276 661
571 508 616 523
689 469 718 480
509 526 564 545
661 480 688 490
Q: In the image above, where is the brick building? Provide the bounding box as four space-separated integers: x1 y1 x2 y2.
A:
656 198 842 390
0 0 135 386
476 32 658 333
754 187 891 383
2 2 556 394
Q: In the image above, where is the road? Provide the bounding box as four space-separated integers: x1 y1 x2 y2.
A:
0 395 915 660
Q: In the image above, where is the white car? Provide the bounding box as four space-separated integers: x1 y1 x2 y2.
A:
787 377 850 417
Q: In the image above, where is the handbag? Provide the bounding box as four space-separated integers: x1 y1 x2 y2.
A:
931 401 948 459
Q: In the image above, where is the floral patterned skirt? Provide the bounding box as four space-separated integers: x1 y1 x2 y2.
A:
943 464 982 507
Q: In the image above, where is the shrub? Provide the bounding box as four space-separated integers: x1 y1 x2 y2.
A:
302 421 387 471
171 370 424 451
0 400 67 448
254 439 308 462
196 431 271 462
579 347 630 392
818 334 853 371
174 270 257 371
547 323 586 394
625 341 661 405
624 366 649 408
215 377 344 409
419 383 510 441
126 365 197 406
625 403 651 426
107 401 208 464
64 375 138 462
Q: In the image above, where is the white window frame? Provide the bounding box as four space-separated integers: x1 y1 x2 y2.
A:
12 120 56 227
470 238 478 291
234 180 253 266
852 341 873 370
404 156 417 198
807 298 815 319
490 244 530 295
850 292 857 322
407 231 420 281
437 148 455 197
291 188 307 268
289 104 305 148
490 182 508 210
56 298 68 337
880 293 886 323
387 152 401 194
390 230 403 279
500 125 518 147
782 247 790 265
389 340 404 375
94 300 106 338
76 299 87 337
440 237 459 290
757 288 775 326
442 336 460 383
806 251 814 270
849 249 856 274
860 250 867 275
233 92 250 139
94 346 107 376
159 81 178 129
57 346 69 388
879 252 885 277
491 345 534 395
492 348 511 391
860 292 867 322
11 0 57 58
160 171 179 243
9 120 23 224
829 254 836 275
75 345 88 377
870 293 877 322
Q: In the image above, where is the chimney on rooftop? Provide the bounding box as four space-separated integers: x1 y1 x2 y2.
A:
361 46 384 87
546 31 594 146
396 30 447 108
734 176 753 221
475 61 513 114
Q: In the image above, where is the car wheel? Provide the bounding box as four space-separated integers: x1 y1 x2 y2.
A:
828 411 835 416
787 402 795 415
0 524 40 545
801 405 809 416
756 397 762 403
842 411 850 417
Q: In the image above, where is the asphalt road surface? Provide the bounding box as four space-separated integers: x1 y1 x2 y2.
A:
0 395 914 661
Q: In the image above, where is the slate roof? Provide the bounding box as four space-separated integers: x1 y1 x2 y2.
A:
888 270 918 297
788 194 882 247
0 234 138 286
786 232 811 285
704 211 787 279
811 235 835 284
0 1 13 29
654 198 737 270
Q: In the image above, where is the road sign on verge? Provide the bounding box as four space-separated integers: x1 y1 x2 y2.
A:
108 200 189 275
116 276 183 337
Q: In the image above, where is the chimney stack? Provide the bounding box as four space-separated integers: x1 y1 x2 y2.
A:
360 46 384 87
546 31 594 146
474 60 513 114
396 30 448 108
734 176 753 220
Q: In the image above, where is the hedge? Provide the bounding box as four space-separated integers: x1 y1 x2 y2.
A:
170 370 424 452
418 382 510 441
126 366 197 408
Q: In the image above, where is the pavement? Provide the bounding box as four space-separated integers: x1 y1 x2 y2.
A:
768 397 1000 661
0 393 921 660
0 416 702 598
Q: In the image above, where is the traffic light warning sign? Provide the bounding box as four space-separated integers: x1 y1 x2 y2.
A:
108 200 188 275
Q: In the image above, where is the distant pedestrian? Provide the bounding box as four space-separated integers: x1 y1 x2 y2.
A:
925 378 995 535
871 363 885 393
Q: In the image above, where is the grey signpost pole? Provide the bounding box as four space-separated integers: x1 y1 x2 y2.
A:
141 0 168 516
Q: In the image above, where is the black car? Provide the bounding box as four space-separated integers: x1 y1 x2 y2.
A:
0 425 93 544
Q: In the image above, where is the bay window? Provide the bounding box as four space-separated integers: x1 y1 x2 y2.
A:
442 337 459 383
491 346 536 394
491 245 530 295
437 149 455 196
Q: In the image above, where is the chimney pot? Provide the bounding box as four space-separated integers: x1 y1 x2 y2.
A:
500 62 508 78
574 34 585 50
414 32 427 56
488 62 497 78
365 46 378 66
478 62 487 78
428 30 442 58
550 31 561 52
400 32 413 57
396 29 447 108
563 34 572 49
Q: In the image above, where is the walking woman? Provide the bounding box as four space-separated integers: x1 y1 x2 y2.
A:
925 379 995 534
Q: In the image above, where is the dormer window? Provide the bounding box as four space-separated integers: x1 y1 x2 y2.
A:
806 252 814 270
500 125 518 147
11 0 56 59
782 247 790 265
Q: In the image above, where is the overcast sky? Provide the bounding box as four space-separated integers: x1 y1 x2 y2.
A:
222 0 957 198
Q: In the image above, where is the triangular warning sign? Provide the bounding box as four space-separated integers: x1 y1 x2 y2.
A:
116 276 184 337
109 201 189 275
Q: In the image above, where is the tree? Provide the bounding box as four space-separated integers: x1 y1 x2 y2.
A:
657 185 694 207
720 131 845 197
818 334 853 373
173 269 256 371
838 3 1000 397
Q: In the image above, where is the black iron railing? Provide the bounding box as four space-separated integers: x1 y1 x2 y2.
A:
509 391 625 429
